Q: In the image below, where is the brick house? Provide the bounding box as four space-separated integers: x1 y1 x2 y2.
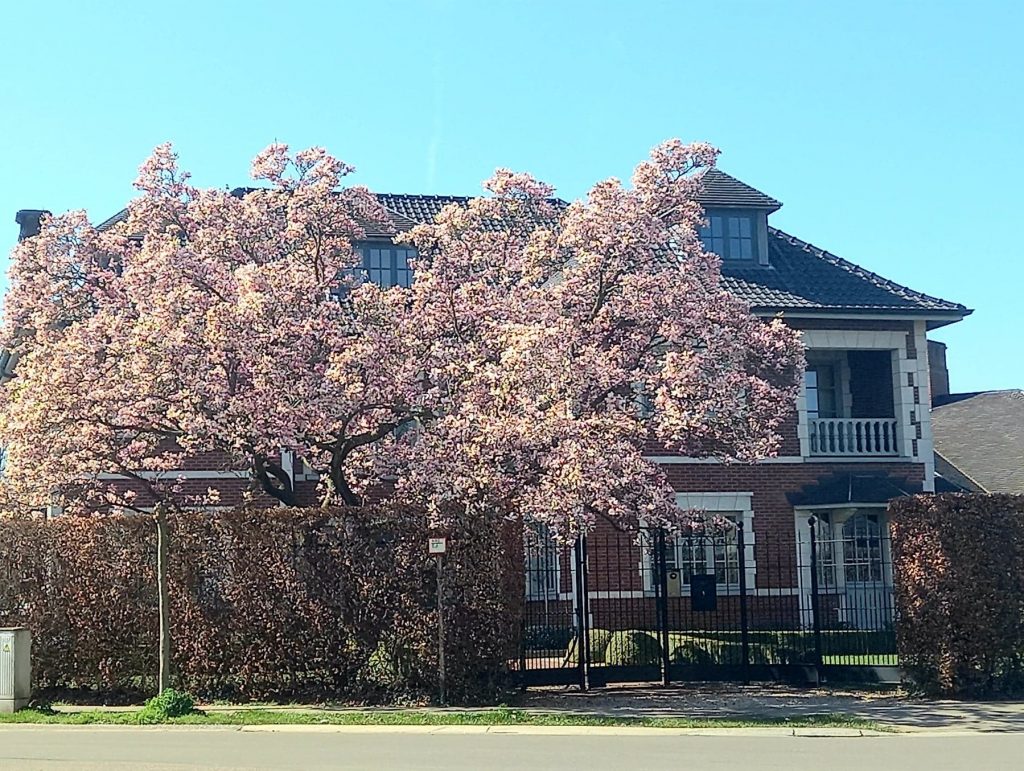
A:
15 168 970 642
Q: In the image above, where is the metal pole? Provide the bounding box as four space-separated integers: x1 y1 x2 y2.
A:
737 520 750 686
572 537 587 691
655 529 671 686
436 553 446 705
579 535 591 691
808 516 824 683
154 504 171 695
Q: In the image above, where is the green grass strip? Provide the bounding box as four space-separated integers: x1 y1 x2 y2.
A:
0 707 886 731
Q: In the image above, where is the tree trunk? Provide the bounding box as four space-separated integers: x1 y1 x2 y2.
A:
154 504 172 694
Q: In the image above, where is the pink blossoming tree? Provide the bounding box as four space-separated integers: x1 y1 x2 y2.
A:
0 139 803 686
1 139 803 533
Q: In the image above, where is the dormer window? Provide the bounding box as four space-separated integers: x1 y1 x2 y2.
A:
700 212 756 260
359 244 416 288
698 207 770 265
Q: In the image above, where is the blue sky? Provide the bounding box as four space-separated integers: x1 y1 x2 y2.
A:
1 0 1020 391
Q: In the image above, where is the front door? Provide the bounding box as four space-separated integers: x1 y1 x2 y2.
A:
839 512 892 630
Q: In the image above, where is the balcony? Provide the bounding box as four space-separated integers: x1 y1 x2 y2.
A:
808 418 899 457
804 349 902 459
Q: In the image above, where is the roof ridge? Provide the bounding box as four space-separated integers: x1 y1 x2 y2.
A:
768 226 969 312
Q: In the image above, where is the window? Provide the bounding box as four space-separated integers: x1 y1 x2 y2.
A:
841 513 884 583
665 515 741 588
700 213 755 260
360 245 416 288
805 364 838 419
813 511 885 586
524 524 560 600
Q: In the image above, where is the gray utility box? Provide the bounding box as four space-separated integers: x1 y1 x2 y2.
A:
0 628 31 713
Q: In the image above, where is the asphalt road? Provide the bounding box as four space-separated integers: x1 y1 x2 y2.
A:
1 727 1022 770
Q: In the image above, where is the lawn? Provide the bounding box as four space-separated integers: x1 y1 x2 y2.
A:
0 707 885 731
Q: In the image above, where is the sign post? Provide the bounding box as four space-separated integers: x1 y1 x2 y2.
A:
428 537 448 705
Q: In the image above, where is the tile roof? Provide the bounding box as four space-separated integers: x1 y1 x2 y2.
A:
931 390 1024 494
94 184 969 319
718 228 969 315
376 193 566 232
696 168 782 212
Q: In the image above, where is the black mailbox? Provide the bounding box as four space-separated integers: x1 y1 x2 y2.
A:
690 573 717 612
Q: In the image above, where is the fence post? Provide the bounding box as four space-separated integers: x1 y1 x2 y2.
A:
808 516 824 682
655 529 671 686
580 534 592 690
737 520 750 685
573 536 589 692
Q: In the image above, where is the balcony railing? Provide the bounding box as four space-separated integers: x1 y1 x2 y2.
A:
808 418 900 457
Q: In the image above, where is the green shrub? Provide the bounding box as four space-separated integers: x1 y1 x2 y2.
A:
604 630 662 666
669 636 778 666
137 689 196 723
565 628 613 664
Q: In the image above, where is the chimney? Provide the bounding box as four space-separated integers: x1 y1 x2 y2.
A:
928 339 950 404
15 209 50 241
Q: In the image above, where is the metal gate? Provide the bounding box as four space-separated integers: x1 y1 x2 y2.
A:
518 517 898 688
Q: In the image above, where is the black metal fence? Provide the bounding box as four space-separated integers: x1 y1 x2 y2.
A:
518 515 898 688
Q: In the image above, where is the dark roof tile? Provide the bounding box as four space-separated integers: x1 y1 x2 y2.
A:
716 228 968 315
94 186 969 318
697 168 782 212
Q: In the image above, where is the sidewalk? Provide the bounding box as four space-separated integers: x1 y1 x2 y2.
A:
517 682 1024 732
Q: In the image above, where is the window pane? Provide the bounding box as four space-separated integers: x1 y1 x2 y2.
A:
806 388 819 416
729 238 741 255
711 217 724 237
369 249 381 269
739 217 752 238
712 237 725 254
728 217 741 237
740 239 753 259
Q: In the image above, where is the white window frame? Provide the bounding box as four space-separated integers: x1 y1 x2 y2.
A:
524 523 561 601
642 492 755 595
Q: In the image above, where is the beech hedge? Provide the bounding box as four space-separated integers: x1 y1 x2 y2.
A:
0 505 519 704
890 493 1024 697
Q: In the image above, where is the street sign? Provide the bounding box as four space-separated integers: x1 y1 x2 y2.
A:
428 537 447 555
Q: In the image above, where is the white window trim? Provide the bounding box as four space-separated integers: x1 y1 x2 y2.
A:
793 505 893 629
641 492 756 594
797 330 916 463
524 525 562 601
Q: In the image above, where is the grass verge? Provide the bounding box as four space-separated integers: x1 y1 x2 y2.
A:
0 707 886 731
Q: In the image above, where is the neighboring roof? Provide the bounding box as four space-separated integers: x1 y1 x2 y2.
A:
931 390 1024 494
93 179 969 321
934 451 982 493
787 473 923 507
696 168 782 212
718 228 970 318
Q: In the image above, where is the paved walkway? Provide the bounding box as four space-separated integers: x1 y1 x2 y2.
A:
518 682 1024 732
